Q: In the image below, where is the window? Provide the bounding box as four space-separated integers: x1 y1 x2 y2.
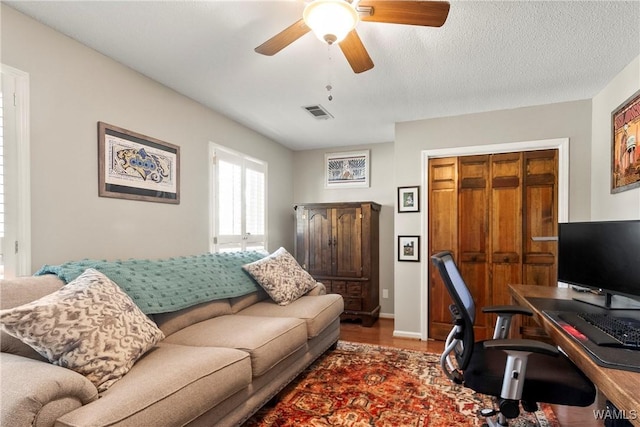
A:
1 65 31 278
210 144 266 253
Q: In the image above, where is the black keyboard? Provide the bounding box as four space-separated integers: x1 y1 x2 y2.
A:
578 313 640 349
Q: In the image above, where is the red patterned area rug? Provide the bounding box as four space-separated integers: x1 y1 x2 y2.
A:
244 341 559 427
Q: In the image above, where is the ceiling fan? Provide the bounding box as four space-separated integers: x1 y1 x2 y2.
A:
254 0 450 74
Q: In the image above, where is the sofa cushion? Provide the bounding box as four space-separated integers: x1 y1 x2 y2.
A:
0 269 164 392
242 247 318 305
238 293 344 338
154 299 233 336
0 275 64 361
163 314 307 377
57 343 252 427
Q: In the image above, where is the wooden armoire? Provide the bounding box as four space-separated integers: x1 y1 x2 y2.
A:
428 150 559 341
294 202 381 327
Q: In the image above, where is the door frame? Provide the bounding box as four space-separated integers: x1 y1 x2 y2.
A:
420 138 569 340
1 64 31 277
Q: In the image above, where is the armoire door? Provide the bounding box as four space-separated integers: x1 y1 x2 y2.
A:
298 206 363 278
428 149 558 341
305 207 332 276
332 207 363 278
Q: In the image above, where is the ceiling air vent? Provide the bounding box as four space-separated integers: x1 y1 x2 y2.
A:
302 104 334 120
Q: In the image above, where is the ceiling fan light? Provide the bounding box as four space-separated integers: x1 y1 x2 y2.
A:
303 0 359 45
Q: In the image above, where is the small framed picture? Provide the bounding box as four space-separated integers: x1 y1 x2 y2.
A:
398 186 420 213
398 235 420 262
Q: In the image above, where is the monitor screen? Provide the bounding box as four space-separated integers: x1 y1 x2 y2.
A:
558 220 640 301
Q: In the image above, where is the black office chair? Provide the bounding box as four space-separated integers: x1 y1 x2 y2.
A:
430 251 596 427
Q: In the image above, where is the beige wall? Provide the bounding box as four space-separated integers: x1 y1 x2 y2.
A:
591 56 640 219
1 5 294 271
292 143 395 316
394 100 595 337
393 50 640 336
5 3 638 327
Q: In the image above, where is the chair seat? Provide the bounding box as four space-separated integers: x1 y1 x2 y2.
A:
464 341 596 407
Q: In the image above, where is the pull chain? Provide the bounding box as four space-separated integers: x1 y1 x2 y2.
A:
326 44 334 101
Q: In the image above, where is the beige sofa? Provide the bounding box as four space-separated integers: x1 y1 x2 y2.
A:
1 270 343 427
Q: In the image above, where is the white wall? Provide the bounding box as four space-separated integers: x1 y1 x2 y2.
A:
292 142 395 316
394 99 594 337
591 56 640 219
1 5 294 271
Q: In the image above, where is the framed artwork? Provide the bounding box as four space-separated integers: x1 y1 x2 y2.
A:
98 122 180 204
325 150 370 188
398 186 420 212
398 235 420 262
611 89 640 194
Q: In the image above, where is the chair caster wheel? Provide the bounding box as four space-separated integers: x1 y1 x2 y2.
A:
480 408 497 417
522 400 538 412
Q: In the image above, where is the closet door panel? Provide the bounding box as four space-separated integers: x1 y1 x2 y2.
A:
458 155 490 338
523 150 558 280
490 153 522 307
521 150 559 340
428 157 458 340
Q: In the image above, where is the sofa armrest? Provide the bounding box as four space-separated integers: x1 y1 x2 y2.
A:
306 282 327 296
1 353 98 427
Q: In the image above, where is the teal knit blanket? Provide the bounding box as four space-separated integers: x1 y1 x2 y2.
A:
35 251 266 314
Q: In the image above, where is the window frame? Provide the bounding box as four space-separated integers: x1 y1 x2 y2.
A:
209 142 267 253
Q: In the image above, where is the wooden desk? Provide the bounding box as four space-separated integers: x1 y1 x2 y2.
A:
509 285 640 427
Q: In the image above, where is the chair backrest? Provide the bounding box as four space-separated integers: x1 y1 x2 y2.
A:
430 251 476 369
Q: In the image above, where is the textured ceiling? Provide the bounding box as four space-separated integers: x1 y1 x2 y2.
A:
7 0 640 150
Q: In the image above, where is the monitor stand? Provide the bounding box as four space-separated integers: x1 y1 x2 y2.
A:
574 292 640 310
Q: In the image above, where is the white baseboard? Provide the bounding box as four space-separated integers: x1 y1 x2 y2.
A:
392 330 422 340
379 312 394 319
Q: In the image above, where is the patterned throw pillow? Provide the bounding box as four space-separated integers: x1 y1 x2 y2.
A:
243 247 318 305
0 268 164 392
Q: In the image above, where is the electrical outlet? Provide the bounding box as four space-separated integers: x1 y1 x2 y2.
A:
382 289 389 299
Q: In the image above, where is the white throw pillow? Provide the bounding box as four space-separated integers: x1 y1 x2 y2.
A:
243 247 318 305
0 268 164 392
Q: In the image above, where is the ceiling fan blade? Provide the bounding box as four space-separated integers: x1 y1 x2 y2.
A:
359 1 450 27
255 19 311 56
339 29 374 74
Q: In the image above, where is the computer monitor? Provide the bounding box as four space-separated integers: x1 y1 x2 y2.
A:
558 220 640 310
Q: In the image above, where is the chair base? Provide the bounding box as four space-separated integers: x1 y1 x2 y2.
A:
479 398 540 427
480 412 509 427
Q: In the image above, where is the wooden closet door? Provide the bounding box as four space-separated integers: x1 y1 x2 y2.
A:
490 153 523 308
428 150 558 341
520 149 558 339
458 155 491 339
523 150 558 286
428 157 459 340
332 207 363 277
